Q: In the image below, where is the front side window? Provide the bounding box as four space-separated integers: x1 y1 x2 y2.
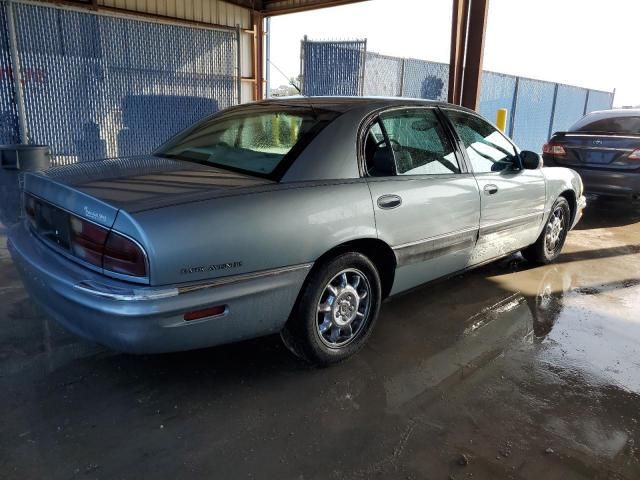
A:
156 106 339 178
446 110 519 174
365 108 461 177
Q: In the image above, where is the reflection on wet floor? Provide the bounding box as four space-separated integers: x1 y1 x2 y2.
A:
1 196 640 479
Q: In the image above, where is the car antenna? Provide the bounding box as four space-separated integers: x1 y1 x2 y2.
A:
268 59 302 95
267 59 318 118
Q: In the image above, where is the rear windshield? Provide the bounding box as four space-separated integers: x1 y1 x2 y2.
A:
570 115 640 134
155 105 340 179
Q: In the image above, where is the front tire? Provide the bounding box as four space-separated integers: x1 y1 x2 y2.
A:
281 252 382 366
522 197 571 265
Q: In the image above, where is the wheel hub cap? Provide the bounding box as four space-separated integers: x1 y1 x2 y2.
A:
546 207 565 252
333 287 359 326
316 269 371 348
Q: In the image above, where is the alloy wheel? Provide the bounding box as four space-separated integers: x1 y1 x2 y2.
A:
545 206 566 256
316 268 371 348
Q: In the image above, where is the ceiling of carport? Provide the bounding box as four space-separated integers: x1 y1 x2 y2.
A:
224 0 368 16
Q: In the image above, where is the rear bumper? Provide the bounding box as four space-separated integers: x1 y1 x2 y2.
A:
8 222 310 354
580 169 640 198
546 160 640 198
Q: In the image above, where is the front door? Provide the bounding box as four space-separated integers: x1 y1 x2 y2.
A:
363 107 481 294
443 109 546 265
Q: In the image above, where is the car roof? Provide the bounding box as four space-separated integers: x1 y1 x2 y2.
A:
570 108 640 130
248 96 476 115
579 108 640 119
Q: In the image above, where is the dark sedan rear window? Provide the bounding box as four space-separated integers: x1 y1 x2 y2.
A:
155 106 340 179
571 116 640 134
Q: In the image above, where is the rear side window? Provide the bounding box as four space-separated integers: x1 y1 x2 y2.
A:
156 106 340 179
570 115 640 134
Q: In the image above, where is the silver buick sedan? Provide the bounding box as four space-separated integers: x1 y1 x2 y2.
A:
8 97 585 365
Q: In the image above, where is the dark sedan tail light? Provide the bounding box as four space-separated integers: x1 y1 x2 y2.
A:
543 142 566 156
103 231 147 277
628 149 640 160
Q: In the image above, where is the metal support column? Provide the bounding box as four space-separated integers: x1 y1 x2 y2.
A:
251 11 265 101
399 57 406 97
508 76 519 137
359 39 367 96
448 0 469 105
610 88 616 108
300 35 307 95
583 90 590 115
235 25 242 104
460 0 489 110
547 83 559 139
265 16 271 98
448 0 489 110
6 0 28 143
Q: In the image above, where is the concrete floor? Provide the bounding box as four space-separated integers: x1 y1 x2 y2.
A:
1 197 639 480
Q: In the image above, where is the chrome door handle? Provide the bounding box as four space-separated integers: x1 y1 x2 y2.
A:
377 194 402 209
483 184 498 195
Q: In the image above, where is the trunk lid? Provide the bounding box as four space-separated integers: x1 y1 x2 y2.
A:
550 132 640 170
25 155 275 218
23 156 278 284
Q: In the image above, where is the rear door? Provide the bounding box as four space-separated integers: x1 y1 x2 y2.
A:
364 107 481 294
443 109 546 265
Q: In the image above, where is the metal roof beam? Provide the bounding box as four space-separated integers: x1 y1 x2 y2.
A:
448 0 489 110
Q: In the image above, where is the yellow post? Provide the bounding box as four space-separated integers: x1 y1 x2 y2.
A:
496 108 508 133
272 114 281 147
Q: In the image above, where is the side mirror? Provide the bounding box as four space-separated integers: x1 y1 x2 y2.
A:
520 150 543 170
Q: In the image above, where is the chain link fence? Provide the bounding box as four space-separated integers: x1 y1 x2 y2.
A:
0 0 239 165
0 4 18 145
300 38 615 152
301 39 365 96
363 52 403 97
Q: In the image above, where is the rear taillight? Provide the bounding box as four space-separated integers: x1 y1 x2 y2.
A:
103 231 147 277
70 215 109 267
25 194 148 279
629 149 640 160
543 142 566 156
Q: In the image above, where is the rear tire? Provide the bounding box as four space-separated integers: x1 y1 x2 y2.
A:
281 252 382 366
522 197 571 265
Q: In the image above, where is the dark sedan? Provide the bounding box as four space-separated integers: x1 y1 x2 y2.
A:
543 109 640 199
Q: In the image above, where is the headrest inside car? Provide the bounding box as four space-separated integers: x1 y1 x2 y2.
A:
373 146 395 176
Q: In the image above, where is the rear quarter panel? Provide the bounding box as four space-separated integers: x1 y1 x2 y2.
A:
119 181 377 286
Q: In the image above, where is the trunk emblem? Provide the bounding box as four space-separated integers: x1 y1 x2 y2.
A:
592 139 603 145
83 206 108 223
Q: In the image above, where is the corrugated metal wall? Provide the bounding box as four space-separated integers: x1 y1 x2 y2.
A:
97 0 251 28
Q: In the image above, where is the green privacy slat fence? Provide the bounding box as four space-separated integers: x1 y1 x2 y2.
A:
300 39 615 152
0 3 19 145
0 0 238 165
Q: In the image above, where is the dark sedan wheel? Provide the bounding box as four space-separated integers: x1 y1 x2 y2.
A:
281 252 381 366
522 197 571 265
